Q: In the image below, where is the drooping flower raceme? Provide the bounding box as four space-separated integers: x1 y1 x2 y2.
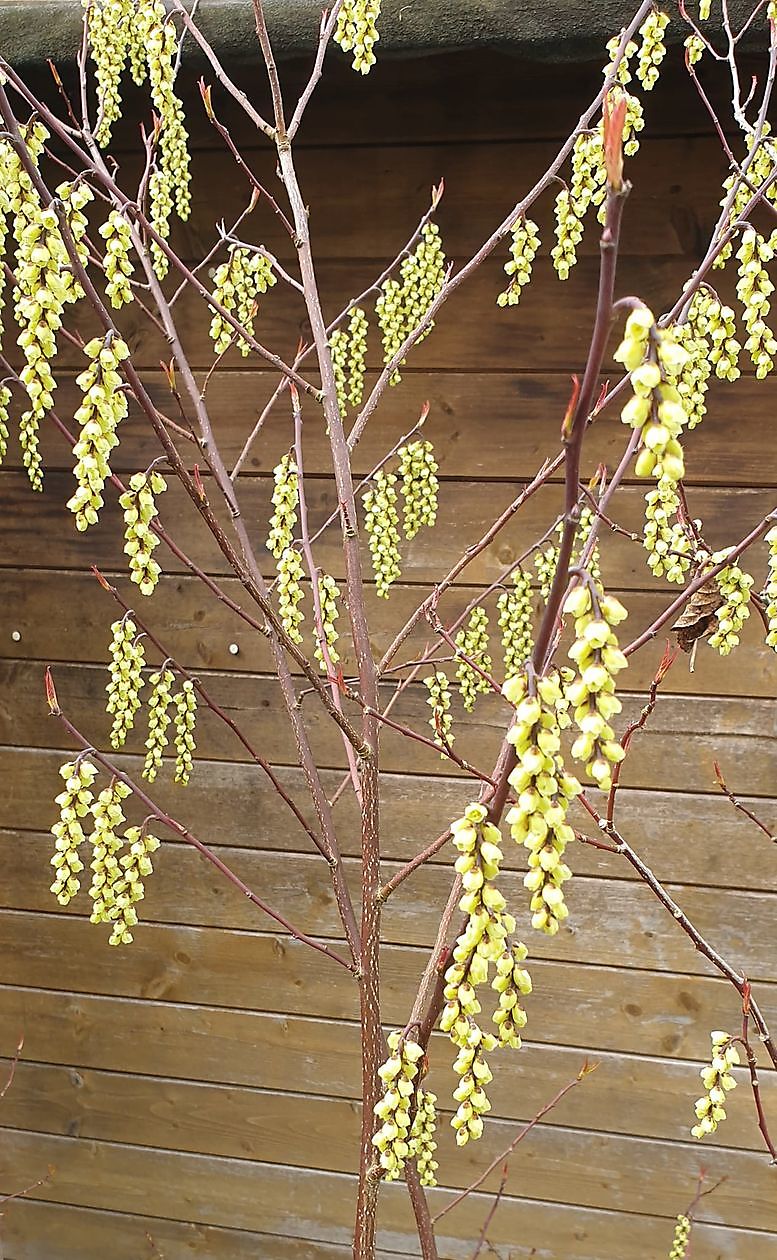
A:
334 0 381 74
376 223 445 383
67 333 131 531
504 672 581 935
615 306 690 483
330 306 368 412
765 526 777 650
99 208 135 308
106 825 161 946
669 1215 691 1260
455 606 492 712
498 218 540 306
399 439 439 539
363 470 402 597
314 573 341 673
266 454 298 560
50 759 98 906
691 1030 739 1138
106 617 145 749
276 546 306 644
372 1031 424 1179
736 228 777 379
636 8 669 92
173 679 197 785
87 778 132 932
409 1090 438 1186
119 470 167 595
143 667 175 781
497 567 534 678
707 552 753 655
564 585 628 790
209 248 276 356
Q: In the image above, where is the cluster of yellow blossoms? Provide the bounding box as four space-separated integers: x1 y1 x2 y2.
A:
209 248 276 356
504 673 580 935
765 526 777 650
371 1032 425 1179
67 334 131 531
313 572 341 673
399 439 439 539
409 1090 438 1186
707 551 753 655
85 0 191 276
691 1030 739 1138
106 616 145 749
736 229 777 379
81 777 160 947
564 585 628 790
50 759 98 905
143 666 175 781
376 223 445 383
497 217 540 307
497 567 534 678
669 1214 692 1260
636 9 669 92
173 679 198 784
363 469 401 598
455 606 492 712
616 306 688 484
267 453 299 559
99 209 135 308
334 0 381 74
119 470 167 595
0 384 11 466
329 306 368 412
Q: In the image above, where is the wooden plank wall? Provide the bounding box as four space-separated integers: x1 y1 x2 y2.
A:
1 47 776 1259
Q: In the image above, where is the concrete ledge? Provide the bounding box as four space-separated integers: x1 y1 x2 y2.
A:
0 0 762 66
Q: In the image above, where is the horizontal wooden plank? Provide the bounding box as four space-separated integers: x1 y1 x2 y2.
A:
3 568 775 699
3 746 776 893
2 988 773 1150
2 658 773 792
98 135 728 265
2 473 772 600
1 1130 774 1259
22 368 777 489
4 255 748 373
0 1199 387 1260
1 1068 774 1230
0 912 772 1062
4 832 777 981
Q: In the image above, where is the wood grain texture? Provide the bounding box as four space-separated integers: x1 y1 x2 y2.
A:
2 1130 777 1259
2 745 775 891
2 988 775 1149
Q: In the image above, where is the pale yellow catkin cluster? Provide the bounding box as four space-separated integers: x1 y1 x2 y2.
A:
424 670 454 753
334 0 381 74
87 778 132 935
119 470 167 595
643 478 693 584
329 306 368 412
363 470 402 597
691 1030 739 1138
105 824 161 945
440 805 532 1141
266 454 299 560
535 536 560 600
409 1090 438 1186
142 666 175 781
50 759 98 905
277 547 306 643
715 127 777 272
688 288 741 385
504 672 580 935
669 1214 691 1260
765 526 777 650
67 334 131 531
497 567 534 679
85 0 191 276
398 439 439 539
99 208 135 308
209 249 276 356
106 617 145 749
173 679 197 784
376 224 445 383
314 572 341 673
564 585 628 791
575 505 601 584
455 606 492 712
7 127 89 489
0 384 11 465
615 306 689 483
636 9 669 92
497 217 540 306
736 229 777 378
707 551 753 655
371 1032 424 1179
